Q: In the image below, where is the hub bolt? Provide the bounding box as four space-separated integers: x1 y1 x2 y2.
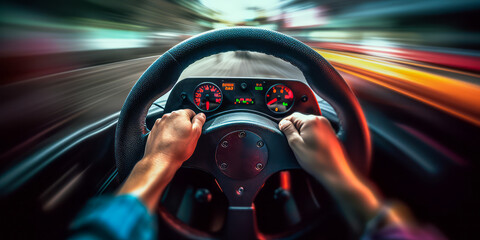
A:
236 187 244 196
220 163 228 170
256 163 264 170
256 140 264 148
238 131 246 138
221 140 229 148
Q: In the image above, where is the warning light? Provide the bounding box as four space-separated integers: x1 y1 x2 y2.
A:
255 83 263 91
222 83 235 91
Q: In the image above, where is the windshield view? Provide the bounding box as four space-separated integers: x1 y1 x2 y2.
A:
0 1 479 240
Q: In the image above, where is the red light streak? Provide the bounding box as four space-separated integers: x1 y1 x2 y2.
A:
279 171 291 190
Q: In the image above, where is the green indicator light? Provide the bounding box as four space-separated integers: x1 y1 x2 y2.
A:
255 86 263 90
282 102 288 106
236 99 240 102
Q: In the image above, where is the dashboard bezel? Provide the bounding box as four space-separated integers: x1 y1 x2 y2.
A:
163 77 321 121
192 82 223 112
264 83 296 114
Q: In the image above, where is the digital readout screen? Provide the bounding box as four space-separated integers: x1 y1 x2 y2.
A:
222 83 235 91
234 97 254 105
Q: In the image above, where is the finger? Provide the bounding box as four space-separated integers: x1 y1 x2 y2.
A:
284 112 308 130
191 113 206 137
279 119 304 147
151 118 162 131
181 109 196 119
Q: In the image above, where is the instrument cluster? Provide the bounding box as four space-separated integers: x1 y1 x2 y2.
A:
164 77 321 118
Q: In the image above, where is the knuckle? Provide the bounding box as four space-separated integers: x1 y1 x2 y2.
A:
316 116 331 126
318 116 329 123
291 112 303 119
304 116 317 125
155 118 162 125
184 108 194 115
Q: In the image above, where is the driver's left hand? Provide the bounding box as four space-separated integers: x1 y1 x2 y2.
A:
118 109 206 211
144 109 206 166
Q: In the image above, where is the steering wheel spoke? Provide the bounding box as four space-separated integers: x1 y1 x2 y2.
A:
212 174 265 239
223 205 261 240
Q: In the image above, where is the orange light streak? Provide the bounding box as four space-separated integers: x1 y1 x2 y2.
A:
315 49 480 126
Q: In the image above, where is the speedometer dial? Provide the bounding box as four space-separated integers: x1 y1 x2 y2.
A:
265 84 294 113
193 83 223 112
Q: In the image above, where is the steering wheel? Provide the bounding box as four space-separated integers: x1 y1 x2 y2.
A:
115 27 371 239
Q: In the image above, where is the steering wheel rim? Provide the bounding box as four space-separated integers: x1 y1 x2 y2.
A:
115 27 371 238
115 27 371 179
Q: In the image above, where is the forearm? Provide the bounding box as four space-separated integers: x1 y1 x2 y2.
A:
309 161 402 233
117 154 181 212
318 170 381 231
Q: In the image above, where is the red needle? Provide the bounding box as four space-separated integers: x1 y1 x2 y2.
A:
206 101 210 110
267 98 277 105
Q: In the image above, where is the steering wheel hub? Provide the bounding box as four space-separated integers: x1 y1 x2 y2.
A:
215 130 268 179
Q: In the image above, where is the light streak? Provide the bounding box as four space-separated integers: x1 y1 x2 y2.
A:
315 49 480 126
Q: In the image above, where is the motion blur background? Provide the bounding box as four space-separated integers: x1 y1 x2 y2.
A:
1 0 479 238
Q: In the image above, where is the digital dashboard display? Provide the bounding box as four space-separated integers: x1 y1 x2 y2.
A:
234 97 254 105
222 82 235 91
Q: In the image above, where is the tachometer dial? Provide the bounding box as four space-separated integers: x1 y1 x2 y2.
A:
193 83 223 112
265 84 294 113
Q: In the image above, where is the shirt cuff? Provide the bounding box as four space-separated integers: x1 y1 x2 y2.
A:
70 194 157 240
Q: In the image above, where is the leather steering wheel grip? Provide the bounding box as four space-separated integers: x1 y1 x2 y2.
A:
115 27 371 181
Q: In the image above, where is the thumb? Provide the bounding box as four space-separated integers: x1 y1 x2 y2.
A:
279 119 303 147
191 113 206 137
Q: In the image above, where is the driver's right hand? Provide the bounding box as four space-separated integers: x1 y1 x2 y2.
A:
278 112 351 182
279 112 385 232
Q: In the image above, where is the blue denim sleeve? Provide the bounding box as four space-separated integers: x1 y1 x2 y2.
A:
69 195 157 240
